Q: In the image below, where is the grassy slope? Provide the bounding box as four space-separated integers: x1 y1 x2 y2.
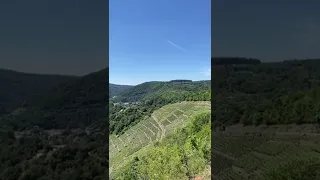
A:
109 101 210 178
212 125 320 180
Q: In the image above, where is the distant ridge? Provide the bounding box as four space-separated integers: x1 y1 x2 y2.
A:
169 79 192 83
0 68 78 114
109 83 133 97
212 57 261 65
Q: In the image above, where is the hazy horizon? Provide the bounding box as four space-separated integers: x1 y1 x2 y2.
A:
110 79 211 86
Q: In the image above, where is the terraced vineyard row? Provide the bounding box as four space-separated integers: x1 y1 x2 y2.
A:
212 130 320 180
109 101 210 176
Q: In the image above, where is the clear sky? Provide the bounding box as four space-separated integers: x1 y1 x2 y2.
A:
212 0 320 62
109 0 211 85
0 0 108 76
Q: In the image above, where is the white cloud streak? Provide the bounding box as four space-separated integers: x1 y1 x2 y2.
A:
167 40 187 52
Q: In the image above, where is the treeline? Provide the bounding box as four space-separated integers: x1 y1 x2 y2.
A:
115 111 211 180
109 89 211 135
212 59 320 127
114 80 211 102
213 87 320 127
212 57 261 65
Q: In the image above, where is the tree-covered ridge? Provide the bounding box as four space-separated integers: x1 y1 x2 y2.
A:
212 57 261 65
115 111 211 180
212 59 320 127
114 80 211 102
109 84 133 97
0 69 77 115
109 89 211 135
0 68 108 131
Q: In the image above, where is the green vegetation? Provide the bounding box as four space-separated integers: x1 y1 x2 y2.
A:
114 111 211 180
109 102 210 178
0 68 108 130
211 58 320 179
109 81 211 135
0 69 77 115
109 84 133 97
0 128 107 180
0 68 107 179
212 127 320 180
114 80 210 102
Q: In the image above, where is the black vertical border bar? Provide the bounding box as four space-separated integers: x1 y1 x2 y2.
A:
106 0 110 177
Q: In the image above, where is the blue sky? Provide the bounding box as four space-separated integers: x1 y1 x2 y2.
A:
109 0 210 85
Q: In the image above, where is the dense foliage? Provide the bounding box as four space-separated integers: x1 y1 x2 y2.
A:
0 68 108 179
109 84 133 97
0 68 108 130
0 128 107 180
114 80 211 102
212 59 320 127
115 111 211 180
109 89 211 135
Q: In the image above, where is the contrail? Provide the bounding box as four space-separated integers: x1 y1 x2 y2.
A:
167 40 187 52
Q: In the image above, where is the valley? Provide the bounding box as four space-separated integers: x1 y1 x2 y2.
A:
0 68 108 179
109 80 211 179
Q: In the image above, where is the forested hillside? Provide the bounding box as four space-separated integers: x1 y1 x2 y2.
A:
109 84 133 97
114 80 210 102
0 69 77 115
109 80 211 135
0 68 108 179
212 58 320 127
211 58 320 180
1 68 108 131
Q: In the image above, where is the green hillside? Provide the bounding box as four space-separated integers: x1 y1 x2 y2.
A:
109 80 211 135
1 68 108 130
109 84 133 97
114 80 211 102
212 58 320 179
0 69 77 115
109 101 211 179
0 68 108 179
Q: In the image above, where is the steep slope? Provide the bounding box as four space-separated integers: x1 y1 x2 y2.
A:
0 69 77 114
1 68 108 131
211 58 320 179
109 82 211 135
109 101 211 179
109 84 133 97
